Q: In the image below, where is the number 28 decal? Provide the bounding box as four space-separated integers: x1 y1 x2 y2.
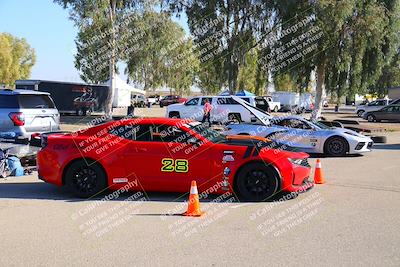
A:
161 158 189 173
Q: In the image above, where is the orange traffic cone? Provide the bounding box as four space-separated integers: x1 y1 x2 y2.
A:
183 180 204 217
314 159 325 184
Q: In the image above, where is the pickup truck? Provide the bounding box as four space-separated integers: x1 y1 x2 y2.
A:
355 99 393 117
263 96 281 112
159 95 187 107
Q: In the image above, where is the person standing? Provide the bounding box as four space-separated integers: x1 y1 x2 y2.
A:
127 103 135 117
202 98 212 125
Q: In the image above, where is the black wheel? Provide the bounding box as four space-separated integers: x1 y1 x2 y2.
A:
168 112 180 118
64 160 107 198
160 103 164 108
357 110 364 117
324 137 349 157
367 114 376 122
234 162 280 201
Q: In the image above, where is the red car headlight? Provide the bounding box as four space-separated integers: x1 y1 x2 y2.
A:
288 158 310 167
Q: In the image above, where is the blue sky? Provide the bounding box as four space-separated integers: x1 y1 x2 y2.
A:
0 0 188 83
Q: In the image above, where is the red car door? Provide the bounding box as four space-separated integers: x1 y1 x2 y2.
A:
123 123 212 193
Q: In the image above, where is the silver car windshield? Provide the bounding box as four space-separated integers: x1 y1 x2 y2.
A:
308 120 330 129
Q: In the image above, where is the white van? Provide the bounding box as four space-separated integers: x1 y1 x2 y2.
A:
166 96 270 123
272 92 314 112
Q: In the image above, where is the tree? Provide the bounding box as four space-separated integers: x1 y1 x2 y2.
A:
268 0 400 118
54 0 146 117
0 33 36 87
166 0 266 94
196 61 225 95
372 50 400 97
123 11 197 94
74 21 110 83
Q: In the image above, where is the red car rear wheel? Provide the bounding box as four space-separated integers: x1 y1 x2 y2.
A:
64 159 107 198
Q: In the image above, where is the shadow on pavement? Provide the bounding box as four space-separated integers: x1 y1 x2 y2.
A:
0 181 226 203
0 180 298 203
308 153 363 159
372 144 400 150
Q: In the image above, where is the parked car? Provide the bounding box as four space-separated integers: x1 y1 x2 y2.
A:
362 104 400 122
147 94 160 106
131 94 148 107
355 99 392 117
263 96 281 112
159 95 187 107
166 95 271 123
0 89 60 142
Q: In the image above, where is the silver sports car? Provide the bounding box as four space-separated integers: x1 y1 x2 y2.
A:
223 97 373 156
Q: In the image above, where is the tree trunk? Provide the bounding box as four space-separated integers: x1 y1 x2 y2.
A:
105 0 117 119
336 88 341 113
228 58 235 95
311 58 327 120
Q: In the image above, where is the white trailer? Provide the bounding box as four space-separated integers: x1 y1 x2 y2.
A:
272 91 315 112
271 92 299 111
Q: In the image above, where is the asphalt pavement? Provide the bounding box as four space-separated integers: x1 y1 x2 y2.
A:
0 132 399 266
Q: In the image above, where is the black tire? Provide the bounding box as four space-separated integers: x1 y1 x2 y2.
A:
234 162 280 201
168 111 180 118
371 136 387 144
367 114 376 122
357 110 364 117
238 133 249 135
64 159 107 198
324 136 349 157
273 106 279 112
15 138 29 144
228 113 242 122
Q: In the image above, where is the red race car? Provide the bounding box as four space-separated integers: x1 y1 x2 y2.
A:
37 118 313 201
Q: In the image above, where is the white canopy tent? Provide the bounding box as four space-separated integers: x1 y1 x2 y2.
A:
107 75 145 107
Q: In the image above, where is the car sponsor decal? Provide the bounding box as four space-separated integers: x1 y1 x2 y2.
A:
222 150 235 162
310 138 318 147
113 178 128 183
222 155 235 162
223 167 231 176
161 158 189 173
